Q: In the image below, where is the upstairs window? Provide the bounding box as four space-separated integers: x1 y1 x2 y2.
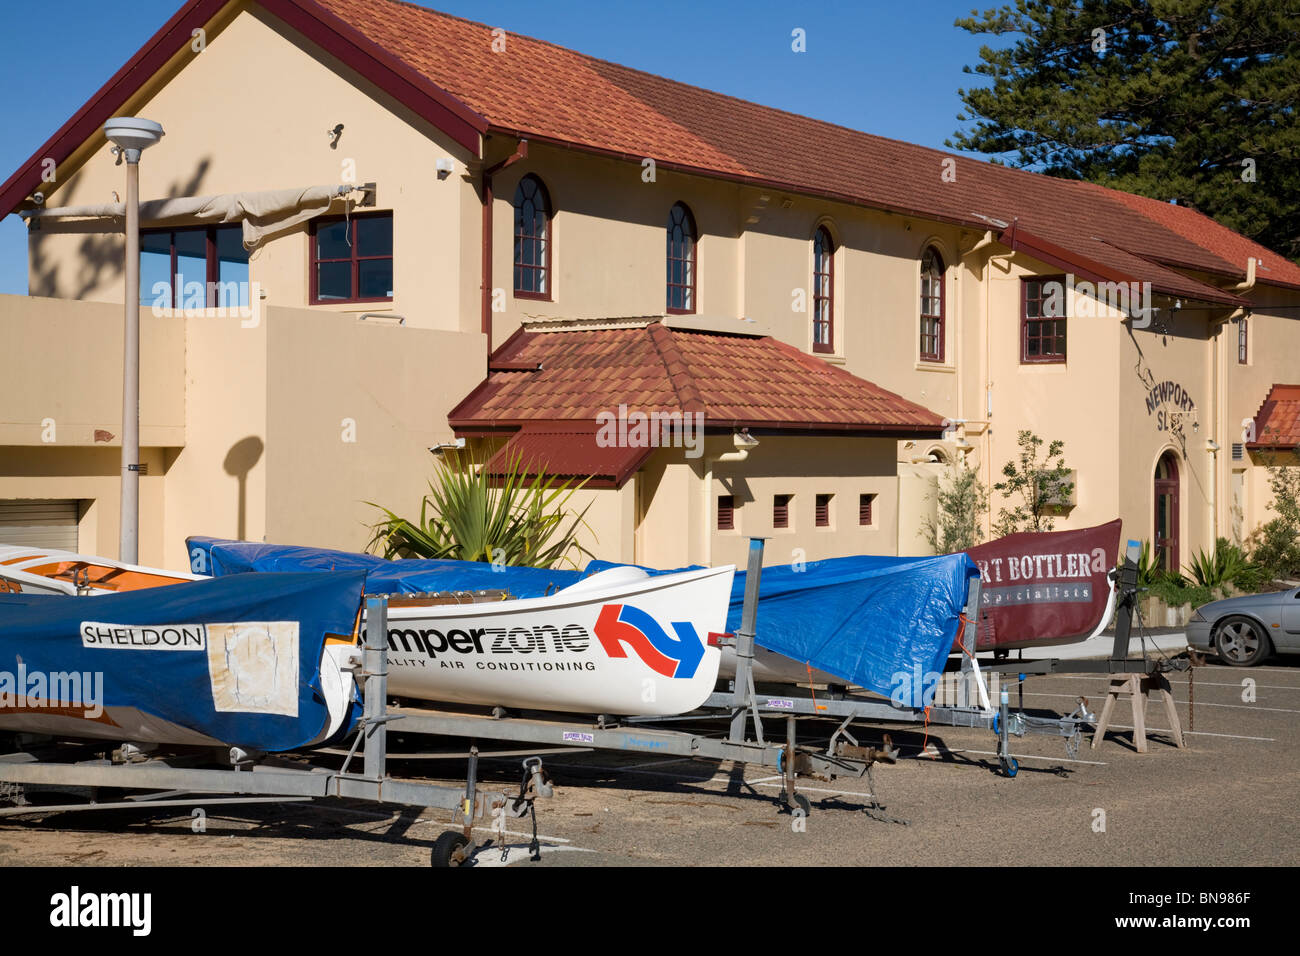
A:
311 212 393 304
1022 275 1066 363
140 225 249 310
920 247 944 361
1238 317 1249 364
812 226 835 353
666 202 697 314
513 175 551 299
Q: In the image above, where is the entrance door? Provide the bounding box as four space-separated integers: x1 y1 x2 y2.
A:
1154 453 1180 573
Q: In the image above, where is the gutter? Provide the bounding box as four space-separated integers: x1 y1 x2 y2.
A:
480 139 528 364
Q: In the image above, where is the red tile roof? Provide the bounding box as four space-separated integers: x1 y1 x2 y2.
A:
449 322 948 436
3 0 1293 305
484 427 652 488
1249 384 1300 450
311 0 1294 301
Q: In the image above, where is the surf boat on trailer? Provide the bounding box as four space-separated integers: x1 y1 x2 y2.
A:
2 542 735 718
0 544 202 596
185 537 734 716
0 570 366 751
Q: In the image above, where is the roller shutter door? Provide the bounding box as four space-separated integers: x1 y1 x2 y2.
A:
0 499 80 550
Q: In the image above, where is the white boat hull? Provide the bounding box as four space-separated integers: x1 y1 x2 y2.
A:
384 565 734 715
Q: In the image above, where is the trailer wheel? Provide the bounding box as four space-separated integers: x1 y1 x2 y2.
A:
999 756 1018 778
431 831 469 868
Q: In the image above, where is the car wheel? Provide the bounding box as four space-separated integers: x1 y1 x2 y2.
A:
1214 616 1272 667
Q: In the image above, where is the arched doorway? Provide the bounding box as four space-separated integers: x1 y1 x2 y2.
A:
1154 452 1180 573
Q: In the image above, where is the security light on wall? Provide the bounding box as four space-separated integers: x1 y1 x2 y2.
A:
734 429 760 450
436 157 456 179
104 117 164 157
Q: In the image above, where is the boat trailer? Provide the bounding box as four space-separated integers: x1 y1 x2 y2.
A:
0 595 555 867
698 537 1186 776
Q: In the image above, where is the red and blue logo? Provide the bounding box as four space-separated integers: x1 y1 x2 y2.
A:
594 604 705 679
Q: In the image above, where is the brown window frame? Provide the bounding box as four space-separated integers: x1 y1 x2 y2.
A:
141 224 248 309
815 493 832 528
513 174 552 301
773 494 791 529
920 247 945 362
859 493 874 526
812 226 834 353
309 211 394 306
1021 275 1067 364
666 202 697 315
717 494 734 531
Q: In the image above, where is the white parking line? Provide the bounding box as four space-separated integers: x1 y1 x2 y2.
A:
1021 690 1300 713
472 844 596 867
421 818 573 844
1048 675 1300 691
1099 724 1275 742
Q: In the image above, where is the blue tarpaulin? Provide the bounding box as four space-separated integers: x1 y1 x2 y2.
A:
187 536 584 598
186 538 976 708
588 553 979 707
0 571 366 751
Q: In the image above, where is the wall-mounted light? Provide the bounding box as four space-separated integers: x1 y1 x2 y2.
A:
436 157 456 180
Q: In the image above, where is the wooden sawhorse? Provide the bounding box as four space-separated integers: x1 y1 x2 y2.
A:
1091 672 1186 753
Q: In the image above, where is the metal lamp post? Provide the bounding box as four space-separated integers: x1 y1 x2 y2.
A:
103 117 164 564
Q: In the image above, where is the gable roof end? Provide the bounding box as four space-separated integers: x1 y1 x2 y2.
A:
0 0 488 217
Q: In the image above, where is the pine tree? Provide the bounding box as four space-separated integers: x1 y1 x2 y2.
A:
949 1 1300 261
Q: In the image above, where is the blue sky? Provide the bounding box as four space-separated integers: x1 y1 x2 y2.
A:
0 0 1008 295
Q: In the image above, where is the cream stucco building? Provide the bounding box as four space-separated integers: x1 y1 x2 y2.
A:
1 0 1297 576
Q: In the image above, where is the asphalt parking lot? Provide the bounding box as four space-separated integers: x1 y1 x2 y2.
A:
2 656 1296 867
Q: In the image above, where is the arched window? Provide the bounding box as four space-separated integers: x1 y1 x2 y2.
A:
666 202 697 313
513 175 550 298
812 226 834 353
920 247 944 361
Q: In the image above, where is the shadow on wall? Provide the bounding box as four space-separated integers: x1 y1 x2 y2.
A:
29 158 212 300
223 435 263 542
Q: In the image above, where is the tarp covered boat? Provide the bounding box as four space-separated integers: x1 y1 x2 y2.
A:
716 554 978 707
0 571 365 751
189 538 975 710
185 538 732 716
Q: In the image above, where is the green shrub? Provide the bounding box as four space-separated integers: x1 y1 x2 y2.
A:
1148 574 1215 609
1184 537 1262 593
1248 450 1300 582
367 449 594 569
921 458 988 553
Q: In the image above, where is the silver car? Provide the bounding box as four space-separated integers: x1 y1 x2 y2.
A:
1187 587 1300 666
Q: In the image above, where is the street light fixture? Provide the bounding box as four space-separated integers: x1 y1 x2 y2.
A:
104 116 164 564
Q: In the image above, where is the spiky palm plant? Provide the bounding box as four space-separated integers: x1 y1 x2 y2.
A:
367 449 594 569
